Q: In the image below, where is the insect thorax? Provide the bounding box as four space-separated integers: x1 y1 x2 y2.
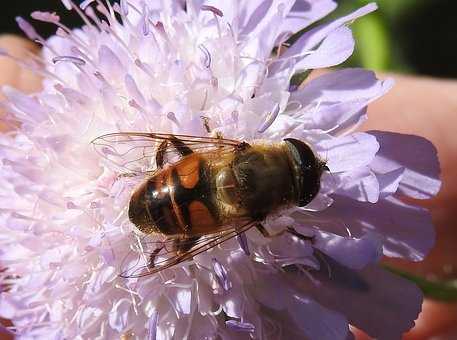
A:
229 144 296 220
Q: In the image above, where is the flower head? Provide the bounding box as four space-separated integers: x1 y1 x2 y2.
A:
0 1 440 339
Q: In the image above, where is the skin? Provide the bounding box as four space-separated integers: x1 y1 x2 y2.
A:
0 35 456 339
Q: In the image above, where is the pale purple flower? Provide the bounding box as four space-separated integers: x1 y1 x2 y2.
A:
0 1 440 339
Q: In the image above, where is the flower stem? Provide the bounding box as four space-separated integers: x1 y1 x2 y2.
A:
385 265 457 302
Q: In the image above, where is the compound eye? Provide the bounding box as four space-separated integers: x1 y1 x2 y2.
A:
284 138 322 207
216 168 238 205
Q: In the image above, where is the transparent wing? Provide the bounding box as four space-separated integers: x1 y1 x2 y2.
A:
91 132 241 173
120 221 256 278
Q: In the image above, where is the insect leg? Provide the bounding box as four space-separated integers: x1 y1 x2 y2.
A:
156 140 169 168
155 136 194 168
235 141 251 152
255 223 315 243
200 116 212 134
148 244 165 269
285 227 315 243
169 136 194 156
173 235 201 256
255 223 291 238
199 116 226 140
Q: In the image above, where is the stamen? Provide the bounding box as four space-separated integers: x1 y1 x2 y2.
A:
125 74 146 106
84 6 103 31
142 2 150 36
236 233 250 255
103 0 116 19
211 76 218 89
115 284 139 315
15 17 39 40
198 44 211 68
52 56 86 66
166 112 181 127
66 202 78 210
114 284 140 296
148 310 158 340
257 104 280 133
201 5 223 17
71 47 97 68
95 1 116 26
231 110 239 123
61 0 72 10
120 0 129 16
200 89 208 110
61 0 93 28
56 27 67 37
225 320 255 333
212 258 231 291
128 99 144 112
134 59 155 77
269 50 315 66
80 0 95 11
86 7 132 58
30 11 60 23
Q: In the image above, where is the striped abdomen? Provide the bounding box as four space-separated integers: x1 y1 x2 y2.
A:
128 154 221 236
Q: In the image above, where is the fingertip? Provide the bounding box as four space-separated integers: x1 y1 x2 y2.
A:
404 299 457 340
0 34 42 131
0 34 42 93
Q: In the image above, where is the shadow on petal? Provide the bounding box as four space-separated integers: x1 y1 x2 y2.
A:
368 130 441 200
315 195 435 261
284 252 422 339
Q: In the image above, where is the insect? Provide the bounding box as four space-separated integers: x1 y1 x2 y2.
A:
92 132 328 277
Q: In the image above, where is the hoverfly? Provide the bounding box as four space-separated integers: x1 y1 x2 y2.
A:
92 132 328 277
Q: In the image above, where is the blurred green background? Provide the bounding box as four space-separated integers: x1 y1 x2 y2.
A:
335 0 456 78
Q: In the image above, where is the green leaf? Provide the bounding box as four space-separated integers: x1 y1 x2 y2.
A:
365 0 426 19
385 266 457 302
289 70 312 90
351 13 390 70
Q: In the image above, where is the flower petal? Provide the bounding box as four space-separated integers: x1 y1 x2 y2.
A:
289 294 350 340
280 0 337 36
251 272 350 340
294 26 355 70
319 132 379 173
272 3 376 74
148 310 158 340
241 1 295 60
368 131 441 199
376 166 405 199
319 195 435 261
334 167 380 203
282 3 377 63
314 231 383 269
290 69 394 132
287 257 422 339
